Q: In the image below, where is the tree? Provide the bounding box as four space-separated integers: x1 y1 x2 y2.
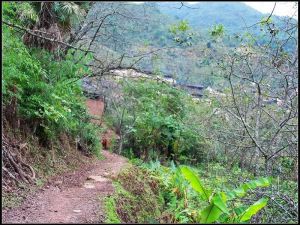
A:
207 9 298 178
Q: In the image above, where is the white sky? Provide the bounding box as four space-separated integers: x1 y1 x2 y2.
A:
243 2 298 19
130 2 298 19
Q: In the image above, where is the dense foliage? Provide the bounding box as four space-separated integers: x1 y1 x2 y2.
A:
83 2 297 86
2 2 298 224
125 159 296 224
2 2 100 156
106 79 210 163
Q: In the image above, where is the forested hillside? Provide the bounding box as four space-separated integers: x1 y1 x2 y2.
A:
2 1 298 224
78 2 297 87
158 2 281 32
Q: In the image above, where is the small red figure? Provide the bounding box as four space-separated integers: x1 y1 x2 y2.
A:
102 138 108 149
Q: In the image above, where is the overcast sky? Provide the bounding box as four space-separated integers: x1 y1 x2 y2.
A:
186 2 298 19
130 2 298 19
243 2 298 19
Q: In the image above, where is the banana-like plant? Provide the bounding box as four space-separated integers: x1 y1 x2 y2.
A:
52 2 86 33
19 2 89 52
27 2 87 30
180 166 271 223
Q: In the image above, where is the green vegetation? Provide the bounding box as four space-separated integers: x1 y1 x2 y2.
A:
104 196 121 223
122 160 297 224
2 1 298 224
104 165 164 223
107 79 210 163
180 166 270 223
2 2 101 206
2 2 100 156
104 74 297 223
106 160 272 223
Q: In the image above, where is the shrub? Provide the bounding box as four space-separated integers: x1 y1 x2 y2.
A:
109 79 210 163
139 161 272 223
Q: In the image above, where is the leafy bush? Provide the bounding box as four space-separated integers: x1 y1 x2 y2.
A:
110 79 209 163
139 161 272 223
169 20 194 46
180 166 270 223
2 2 38 26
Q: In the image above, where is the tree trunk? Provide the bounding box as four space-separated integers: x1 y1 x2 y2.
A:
253 84 262 175
293 157 298 181
23 2 63 53
118 133 123 154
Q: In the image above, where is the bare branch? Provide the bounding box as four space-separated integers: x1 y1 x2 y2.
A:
3 20 94 54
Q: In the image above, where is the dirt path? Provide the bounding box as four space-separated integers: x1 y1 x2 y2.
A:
2 150 128 223
3 99 128 223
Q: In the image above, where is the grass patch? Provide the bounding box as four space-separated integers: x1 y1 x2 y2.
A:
2 191 26 209
103 165 165 223
104 194 121 223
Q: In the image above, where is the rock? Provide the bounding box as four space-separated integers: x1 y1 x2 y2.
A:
109 174 117 180
102 172 110 177
73 209 81 213
83 182 95 189
87 175 109 182
54 180 63 185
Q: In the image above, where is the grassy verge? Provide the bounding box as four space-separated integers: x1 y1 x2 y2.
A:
102 157 298 224
103 165 165 223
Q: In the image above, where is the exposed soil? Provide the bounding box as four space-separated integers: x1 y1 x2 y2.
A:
2 150 128 223
86 98 105 126
2 98 128 224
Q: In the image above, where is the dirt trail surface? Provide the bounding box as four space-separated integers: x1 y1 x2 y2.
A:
2 150 128 223
2 99 128 223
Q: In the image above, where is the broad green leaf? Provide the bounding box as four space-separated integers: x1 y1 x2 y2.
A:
212 193 229 214
220 192 227 202
200 204 223 223
233 205 248 216
240 198 268 222
242 183 250 192
254 177 271 187
242 181 256 191
233 187 246 197
218 213 230 223
180 166 210 201
240 177 271 194
226 191 236 200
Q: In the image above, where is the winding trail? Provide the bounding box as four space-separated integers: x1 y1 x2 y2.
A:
2 99 128 223
2 151 128 223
